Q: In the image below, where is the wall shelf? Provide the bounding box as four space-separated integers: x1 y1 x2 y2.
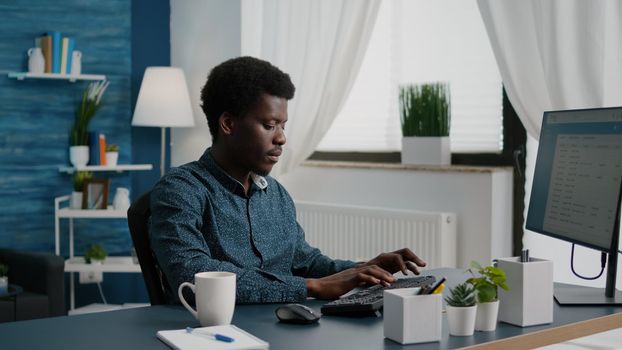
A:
59 164 153 174
8 72 106 82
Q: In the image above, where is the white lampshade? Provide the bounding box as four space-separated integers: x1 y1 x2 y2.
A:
132 67 195 127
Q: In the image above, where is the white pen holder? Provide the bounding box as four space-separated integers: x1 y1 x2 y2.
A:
497 257 554 327
383 288 442 344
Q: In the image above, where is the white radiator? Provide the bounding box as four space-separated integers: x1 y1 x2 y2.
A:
295 201 457 268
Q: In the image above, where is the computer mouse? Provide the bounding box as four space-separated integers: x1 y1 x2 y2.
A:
275 303 320 324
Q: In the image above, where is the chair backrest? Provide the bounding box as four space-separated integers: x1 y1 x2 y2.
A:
127 190 167 305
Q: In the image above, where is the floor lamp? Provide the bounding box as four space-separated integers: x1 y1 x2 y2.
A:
132 67 195 177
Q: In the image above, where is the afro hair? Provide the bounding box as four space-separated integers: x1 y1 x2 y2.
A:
200 56 295 141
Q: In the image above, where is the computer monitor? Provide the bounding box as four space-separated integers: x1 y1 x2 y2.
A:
526 107 622 305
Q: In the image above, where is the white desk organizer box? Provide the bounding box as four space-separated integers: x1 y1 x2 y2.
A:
383 288 442 344
497 257 554 327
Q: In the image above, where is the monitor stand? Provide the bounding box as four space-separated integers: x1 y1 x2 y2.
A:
555 283 622 305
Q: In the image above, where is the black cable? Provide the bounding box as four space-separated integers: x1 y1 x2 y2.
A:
570 244 606 280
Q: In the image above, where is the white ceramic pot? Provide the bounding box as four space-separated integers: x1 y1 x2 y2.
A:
28 47 45 74
113 187 130 212
401 136 450 165
475 300 500 331
0 276 7 294
71 51 82 75
105 151 118 166
446 304 477 336
69 146 89 167
70 191 83 209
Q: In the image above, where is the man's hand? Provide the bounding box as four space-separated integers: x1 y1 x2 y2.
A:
363 248 426 276
306 264 395 300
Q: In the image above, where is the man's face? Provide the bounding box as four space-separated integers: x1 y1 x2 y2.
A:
227 93 288 176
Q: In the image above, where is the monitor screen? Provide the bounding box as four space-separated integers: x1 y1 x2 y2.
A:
526 107 622 252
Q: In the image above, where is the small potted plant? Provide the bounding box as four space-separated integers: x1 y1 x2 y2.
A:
84 244 107 264
105 144 119 166
399 82 451 165
0 264 8 294
467 261 509 331
71 171 92 209
445 282 477 336
69 80 109 167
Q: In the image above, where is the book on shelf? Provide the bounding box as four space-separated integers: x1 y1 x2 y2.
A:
98 133 107 166
39 35 53 73
60 38 69 74
88 132 99 165
48 31 62 74
65 37 75 74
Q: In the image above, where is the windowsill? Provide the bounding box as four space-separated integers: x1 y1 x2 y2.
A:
300 160 512 173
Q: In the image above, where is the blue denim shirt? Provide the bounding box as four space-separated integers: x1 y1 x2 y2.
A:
149 149 356 304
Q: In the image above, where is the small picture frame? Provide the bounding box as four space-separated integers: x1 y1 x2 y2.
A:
82 178 110 209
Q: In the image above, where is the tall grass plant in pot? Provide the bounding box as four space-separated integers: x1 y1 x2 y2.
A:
399 82 451 165
69 81 109 167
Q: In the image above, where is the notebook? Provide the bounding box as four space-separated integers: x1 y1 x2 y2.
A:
157 324 269 350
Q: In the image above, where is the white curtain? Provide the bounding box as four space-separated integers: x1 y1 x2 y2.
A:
477 0 622 139
241 0 381 176
477 0 622 287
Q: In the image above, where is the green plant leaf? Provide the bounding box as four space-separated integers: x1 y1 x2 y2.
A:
470 260 483 270
399 82 450 137
476 283 496 303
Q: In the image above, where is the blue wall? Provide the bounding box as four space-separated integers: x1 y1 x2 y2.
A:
0 0 169 307
131 0 171 197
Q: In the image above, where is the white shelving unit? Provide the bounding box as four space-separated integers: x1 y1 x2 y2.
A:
54 163 151 310
64 257 140 273
8 72 106 82
59 164 153 174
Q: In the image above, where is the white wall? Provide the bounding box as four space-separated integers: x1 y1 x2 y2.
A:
170 0 241 166
168 0 514 270
279 164 513 268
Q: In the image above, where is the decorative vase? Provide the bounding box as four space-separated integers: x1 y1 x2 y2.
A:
446 305 477 336
0 276 7 294
113 187 130 212
70 191 83 209
28 47 45 74
69 146 89 167
474 300 500 331
105 151 119 166
401 136 450 165
71 51 82 75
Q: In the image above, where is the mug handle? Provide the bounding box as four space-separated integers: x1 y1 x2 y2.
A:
27 48 33 56
178 282 198 320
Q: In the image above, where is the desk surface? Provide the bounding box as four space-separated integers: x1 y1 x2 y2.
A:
0 268 620 350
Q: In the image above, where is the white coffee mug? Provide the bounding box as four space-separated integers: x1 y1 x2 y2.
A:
178 271 236 327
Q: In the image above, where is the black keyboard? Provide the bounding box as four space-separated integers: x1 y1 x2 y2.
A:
320 275 436 317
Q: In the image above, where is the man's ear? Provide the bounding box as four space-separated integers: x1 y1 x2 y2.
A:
218 112 235 136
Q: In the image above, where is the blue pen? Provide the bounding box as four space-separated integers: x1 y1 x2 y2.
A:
185 327 235 343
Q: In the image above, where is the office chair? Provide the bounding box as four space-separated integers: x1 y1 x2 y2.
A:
127 190 167 305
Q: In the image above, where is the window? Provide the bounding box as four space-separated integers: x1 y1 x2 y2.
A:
316 0 503 154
